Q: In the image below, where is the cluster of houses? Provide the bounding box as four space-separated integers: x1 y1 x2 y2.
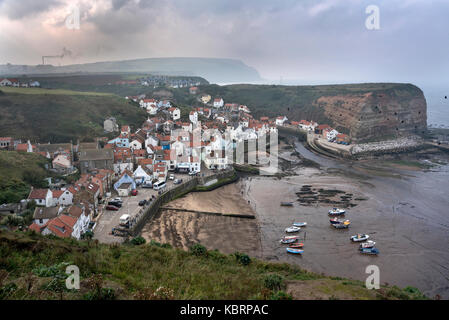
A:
26 166 113 239
0 78 40 87
279 118 350 145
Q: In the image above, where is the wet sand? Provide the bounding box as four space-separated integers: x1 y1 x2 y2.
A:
140 183 261 257
243 144 449 299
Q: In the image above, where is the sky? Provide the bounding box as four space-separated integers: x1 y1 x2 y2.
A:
0 0 448 86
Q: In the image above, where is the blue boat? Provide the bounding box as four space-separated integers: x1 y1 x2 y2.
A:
286 247 304 254
360 247 379 255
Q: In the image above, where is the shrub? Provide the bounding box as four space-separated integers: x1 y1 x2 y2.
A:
234 252 251 266
263 274 284 291
161 243 172 249
0 282 17 299
130 236 146 245
270 290 292 300
190 243 207 256
149 240 162 247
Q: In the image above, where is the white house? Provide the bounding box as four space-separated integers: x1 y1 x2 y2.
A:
130 138 144 150
67 204 91 240
204 149 228 170
213 98 224 108
52 189 74 207
189 111 198 124
32 206 60 226
28 188 54 207
147 105 158 115
168 107 181 121
140 98 157 109
0 78 12 86
133 165 153 184
276 116 288 126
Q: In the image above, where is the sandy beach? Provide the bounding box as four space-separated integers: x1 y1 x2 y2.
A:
140 183 261 257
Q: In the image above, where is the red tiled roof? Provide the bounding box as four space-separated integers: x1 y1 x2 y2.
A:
29 188 49 199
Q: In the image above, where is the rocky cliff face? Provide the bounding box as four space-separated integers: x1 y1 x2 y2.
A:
315 84 427 142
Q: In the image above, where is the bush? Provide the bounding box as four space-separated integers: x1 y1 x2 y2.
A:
190 243 207 256
130 236 146 245
0 282 17 299
270 290 292 300
263 274 284 291
149 240 162 247
234 252 251 266
161 243 172 249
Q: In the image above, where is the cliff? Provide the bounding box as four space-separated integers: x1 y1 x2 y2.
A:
315 84 427 142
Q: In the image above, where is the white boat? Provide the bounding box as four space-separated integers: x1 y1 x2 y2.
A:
328 208 346 215
292 222 307 227
285 226 301 233
360 240 376 248
350 234 369 242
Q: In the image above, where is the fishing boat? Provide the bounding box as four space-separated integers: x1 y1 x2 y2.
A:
280 237 298 244
333 220 351 229
360 247 379 255
285 226 301 233
281 202 294 207
329 218 349 225
328 207 346 215
289 242 304 248
350 234 369 242
286 247 304 254
360 240 376 249
292 222 307 227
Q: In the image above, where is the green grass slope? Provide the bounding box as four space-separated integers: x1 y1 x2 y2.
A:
0 87 147 142
0 231 427 300
0 151 50 204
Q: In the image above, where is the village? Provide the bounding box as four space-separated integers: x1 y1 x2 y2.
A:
0 83 350 243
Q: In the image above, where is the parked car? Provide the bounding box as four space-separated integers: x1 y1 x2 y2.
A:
142 182 153 188
169 174 175 180
108 201 122 208
119 214 130 227
112 197 123 203
188 170 199 176
106 205 119 211
174 178 183 184
131 189 138 196
138 200 147 206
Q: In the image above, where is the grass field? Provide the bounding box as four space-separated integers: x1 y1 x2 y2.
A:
0 88 147 142
0 230 427 300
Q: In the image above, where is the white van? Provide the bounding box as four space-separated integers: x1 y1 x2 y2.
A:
153 180 166 190
119 214 130 227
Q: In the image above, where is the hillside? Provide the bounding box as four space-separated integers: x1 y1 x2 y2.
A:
0 151 50 204
0 57 262 83
0 87 147 143
0 230 427 300
191 83 427 142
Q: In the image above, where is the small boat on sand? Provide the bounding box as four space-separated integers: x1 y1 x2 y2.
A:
285 226 301 233
286 247 304 254
281 202 294 207
292 222 307 227
289 243 304 248
280 237 298 244
333 221 351 229
360 247 379 255
328 208 346 215
360 240 376 249
351 234 369 242
330 218 349 225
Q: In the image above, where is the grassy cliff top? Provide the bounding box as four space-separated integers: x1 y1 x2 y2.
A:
0 87 147 143
0 230 427 300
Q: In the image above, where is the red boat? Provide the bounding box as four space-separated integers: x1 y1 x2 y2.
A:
289 243 304 248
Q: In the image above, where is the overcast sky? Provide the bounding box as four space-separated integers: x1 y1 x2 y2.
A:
0 0 448 86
